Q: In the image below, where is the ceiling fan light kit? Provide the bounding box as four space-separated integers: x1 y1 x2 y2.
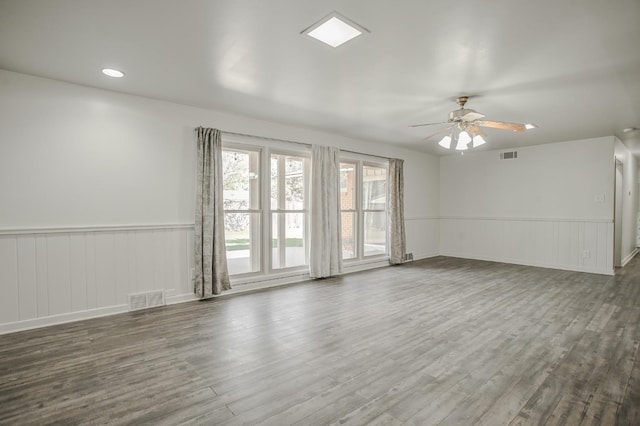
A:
411 96 534 151
473 134 486 147
439 135 452 149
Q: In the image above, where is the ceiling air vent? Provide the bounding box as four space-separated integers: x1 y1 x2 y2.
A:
500 151 518 160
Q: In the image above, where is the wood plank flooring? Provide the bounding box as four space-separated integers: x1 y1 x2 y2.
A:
1 256 640 425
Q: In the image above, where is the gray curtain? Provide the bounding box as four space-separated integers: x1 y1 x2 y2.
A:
194 127 231 298
389 158 406 264
309 144 343 278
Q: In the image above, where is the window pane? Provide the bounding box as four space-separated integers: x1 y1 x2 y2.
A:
225 212 260 275
272 213 306 269
271 154 306 211
341 212 356 259
364 211 386 256
270 156 278 210
362 165 387 210
340 163 356 210
285 157 304 210
223 150 260 210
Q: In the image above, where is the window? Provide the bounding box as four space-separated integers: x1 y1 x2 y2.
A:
222 141 310 278
223 137 385 279
340 159 388 260
222 148 261 275
270 153 310 270
362 164 387 256
340 162 357 259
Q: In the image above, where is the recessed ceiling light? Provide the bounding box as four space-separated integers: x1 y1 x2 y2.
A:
302 12 369 48
102 68 124 78
525 123 537 130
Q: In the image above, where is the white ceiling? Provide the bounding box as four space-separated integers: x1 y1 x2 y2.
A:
1 0 639 155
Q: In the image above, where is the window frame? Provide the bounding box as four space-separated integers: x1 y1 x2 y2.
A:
340 155 389 262
222 136 311 280
268 149 311 273
339 160 358 260
361 161 389 259
221 142 264 278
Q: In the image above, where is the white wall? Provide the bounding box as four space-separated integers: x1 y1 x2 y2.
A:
3 68 628 334
637 180 640 248
0 69 440 332
614 139 638 265
0 70 439 230
404 152 439 259
440 137 616 274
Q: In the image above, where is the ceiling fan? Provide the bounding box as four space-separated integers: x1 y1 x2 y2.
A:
411 96 535 150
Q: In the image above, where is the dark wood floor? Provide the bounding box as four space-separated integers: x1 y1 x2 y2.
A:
1 256 639 425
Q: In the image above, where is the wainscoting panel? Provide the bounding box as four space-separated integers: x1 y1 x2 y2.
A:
1 217 433 333
405 216 440 260
85 233 98 310
0 225 195 333
69 234 87 313
35 235 49 318
1 217 608 332
46 234 72 316
440 217 614 275
17 236 37 320
0 238 18 324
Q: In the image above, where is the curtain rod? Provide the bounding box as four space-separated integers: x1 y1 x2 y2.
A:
221 130 393 161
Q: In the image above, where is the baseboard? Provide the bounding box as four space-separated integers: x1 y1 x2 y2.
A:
0 304 129 335
621 248 638 267
165 293 199 305
439 252 615 276
226 273 311 294
343 258 390 273
412 252 440 261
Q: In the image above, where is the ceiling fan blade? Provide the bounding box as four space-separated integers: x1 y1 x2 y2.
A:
476 120 526 132
462 111 485 121
466 125 487 137
422 125 454 141
409 121 449 128
467 125 489 147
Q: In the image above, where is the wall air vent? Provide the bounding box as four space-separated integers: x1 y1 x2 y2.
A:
128 290 165 311
147 290 165 308
128 293 147 311
500 151 518 160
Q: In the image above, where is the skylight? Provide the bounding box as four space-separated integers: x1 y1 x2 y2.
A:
302 12 368 48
